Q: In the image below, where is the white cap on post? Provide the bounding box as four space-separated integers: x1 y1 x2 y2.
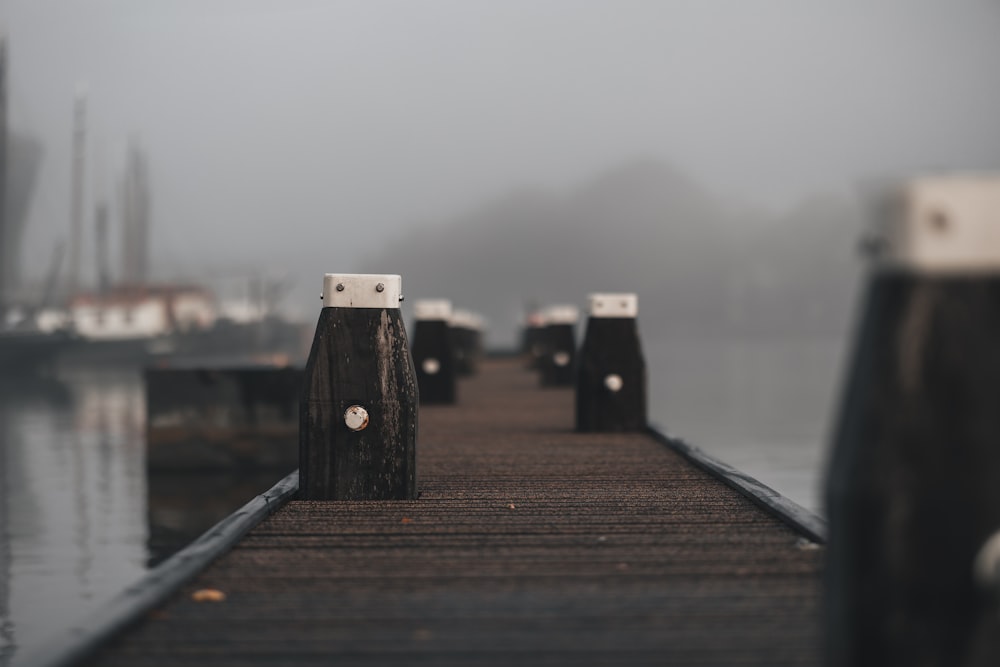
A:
413 299 452 321
450 309 485 331
880 175 1000 273
544 305 579 325
322 274 402 309
588 293 638 318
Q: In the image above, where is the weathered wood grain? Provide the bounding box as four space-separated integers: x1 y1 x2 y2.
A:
299 307 418 500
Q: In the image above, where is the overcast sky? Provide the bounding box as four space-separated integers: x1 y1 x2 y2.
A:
4 1 1000 310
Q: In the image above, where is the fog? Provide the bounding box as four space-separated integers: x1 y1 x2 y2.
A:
4 1 1000 340
3 6 1000 656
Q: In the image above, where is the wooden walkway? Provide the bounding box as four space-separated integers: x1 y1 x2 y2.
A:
86 357 823 666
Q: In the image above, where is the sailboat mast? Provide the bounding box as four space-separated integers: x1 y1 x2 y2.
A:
67 88 86 298
0 36 8 319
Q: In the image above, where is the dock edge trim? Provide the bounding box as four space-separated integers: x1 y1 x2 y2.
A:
23 470 300 667
647 424 828 544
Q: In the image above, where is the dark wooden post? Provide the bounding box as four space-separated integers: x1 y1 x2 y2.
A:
539 305 578 387
825 176 1000 666
450 309 484 377
969 532 1000 664
411 299 457 405
299 273 417 500
576 293 646 431
521 310 547 368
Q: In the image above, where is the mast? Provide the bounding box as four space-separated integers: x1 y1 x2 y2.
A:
94 201 110 294
0 36 8 320
121 140 149 287
67 88 86 298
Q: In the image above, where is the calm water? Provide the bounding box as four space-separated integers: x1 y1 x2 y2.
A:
0 335 848 664
0 371 147 667
646 336 848 515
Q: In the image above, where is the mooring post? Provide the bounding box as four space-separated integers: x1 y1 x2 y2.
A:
411 299 457 405
539 305 578 387
521 310 547 368
575 293 646 432
450 309 483 377
969 532 1000 664
825 175 1000 666
299 273 417 500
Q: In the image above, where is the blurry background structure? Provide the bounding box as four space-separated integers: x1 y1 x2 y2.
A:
2 1 1000 341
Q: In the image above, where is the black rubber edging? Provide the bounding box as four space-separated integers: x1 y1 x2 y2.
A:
24 470 299 667
647 424 828 544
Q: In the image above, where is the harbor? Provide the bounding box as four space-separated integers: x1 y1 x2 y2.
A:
3 4 1000 665
18 180 1000 665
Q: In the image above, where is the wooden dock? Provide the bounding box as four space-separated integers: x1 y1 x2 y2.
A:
76 356 823 666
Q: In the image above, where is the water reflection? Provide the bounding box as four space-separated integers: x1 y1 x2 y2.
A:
1 405 13 667
0 374 75 666
146 470 290 567
0 370 148 664
647 336 846 513
0 366 291 665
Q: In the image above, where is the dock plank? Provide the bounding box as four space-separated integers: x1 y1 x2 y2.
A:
88 357 822 666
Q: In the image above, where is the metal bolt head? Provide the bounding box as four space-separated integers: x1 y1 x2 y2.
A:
553 351 571 367
336 283 345 292
604 374 624 392
344 405 369 431
375 283 385 293
422 358 440 375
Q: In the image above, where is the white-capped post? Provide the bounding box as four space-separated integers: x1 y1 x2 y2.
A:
411 299 457 404
450 309 485 376
300 273 417 500
878 176 1000 273
576 293 646 432
825 174 1000 664
539 304 579 387
520 309 548 369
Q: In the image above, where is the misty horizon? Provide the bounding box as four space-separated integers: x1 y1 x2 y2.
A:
3 1 1000 339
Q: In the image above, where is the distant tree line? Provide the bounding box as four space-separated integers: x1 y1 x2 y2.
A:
360 159 865 345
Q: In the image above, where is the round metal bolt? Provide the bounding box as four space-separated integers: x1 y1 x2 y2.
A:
336 283 345 292
422 358 441 375
344 405 369 431
553 351 571 367
375 283 385 293
604 374 624 392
